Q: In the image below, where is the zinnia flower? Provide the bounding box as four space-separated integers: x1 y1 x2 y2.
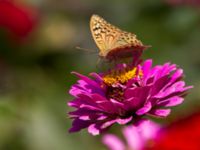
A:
0 0 38 40
103 119 160 150
68 59 192 135
145 112 200 150
103 112 200 150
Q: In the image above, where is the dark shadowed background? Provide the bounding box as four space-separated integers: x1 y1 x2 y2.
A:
0 0 200 150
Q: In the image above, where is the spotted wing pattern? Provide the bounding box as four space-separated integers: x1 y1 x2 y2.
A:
90 14 143 57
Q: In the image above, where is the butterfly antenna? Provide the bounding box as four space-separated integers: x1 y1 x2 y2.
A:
76 46 98 54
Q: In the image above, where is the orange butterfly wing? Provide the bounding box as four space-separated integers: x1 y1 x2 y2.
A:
90 14 147 60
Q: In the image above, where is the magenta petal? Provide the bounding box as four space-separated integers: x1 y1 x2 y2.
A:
146 65 162 84
89 98 125 115
151 75 170 96
97 115 107 120
102 134 125 150
109 99 126 114
149 109 171 117
69 119 90 133
157 96 184 107
89 72 103 82
68 98 82 108
69 109 97 117
88 124 100 136
135 119 160 139
125 86 150 99
153 81 187 98
72 72 101 90
123 125 143 150
91 93 108 102
123 97 141 111
96 101 120 114
78 93 109 109
69 84 85 97
155 63 176 79
183 85 193 91
116 116 133 125
69 109 104 120
79 115 90 120
77 94 97 105
142 59 152 80
69 79 104 97
101 120 117 129
79 104 102 111
170 69 183 83
136 102 152 115
69 86 79 97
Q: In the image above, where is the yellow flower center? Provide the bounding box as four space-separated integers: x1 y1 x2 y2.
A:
103 67 143 86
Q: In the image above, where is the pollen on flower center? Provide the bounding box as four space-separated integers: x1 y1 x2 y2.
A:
103 67 143 86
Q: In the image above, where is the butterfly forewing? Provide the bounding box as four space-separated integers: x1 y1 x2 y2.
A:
90 14 145 59
90 15 120 56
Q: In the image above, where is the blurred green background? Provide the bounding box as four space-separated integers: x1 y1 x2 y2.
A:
0 0 200 150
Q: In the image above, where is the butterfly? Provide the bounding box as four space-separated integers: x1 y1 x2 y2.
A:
90 14 148 61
